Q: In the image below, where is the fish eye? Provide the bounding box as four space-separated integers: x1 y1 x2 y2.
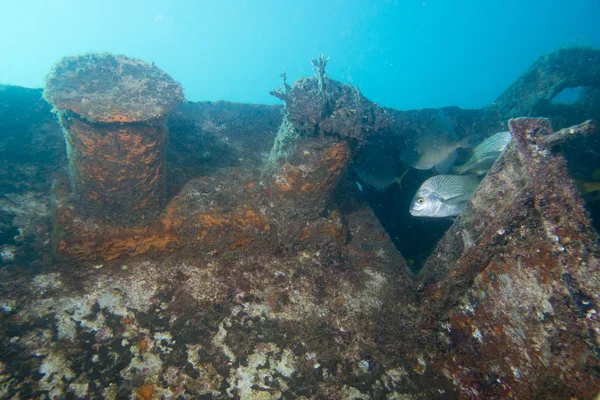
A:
417 197 424 205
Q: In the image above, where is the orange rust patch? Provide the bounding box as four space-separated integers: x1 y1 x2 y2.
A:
136 384 154 400
80 165 109 183
161 203 184 231
301 183 311 192
283 164 298 185
198 214 229 228
56 222 180 261
301 226 312 241
195 207 270 245
199 208 269 230
107 114 136 123
325 223 344 239
135 198 149 210
300 213 345 242
325 142 351 173
55 193 272 261
234 209 268 228
229 237 253 249
275 163 301 193
276 182 294 192
480 260 503 286
138 338 149 354
100 233 180 261
76 134 103 157
325 142 348 162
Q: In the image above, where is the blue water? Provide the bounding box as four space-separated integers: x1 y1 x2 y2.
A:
1 0 599 109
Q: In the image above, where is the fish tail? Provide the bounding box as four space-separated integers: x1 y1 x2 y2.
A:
453 164 467 175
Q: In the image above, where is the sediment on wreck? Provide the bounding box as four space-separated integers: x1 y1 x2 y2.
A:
44 52 185 226
418 117 600 398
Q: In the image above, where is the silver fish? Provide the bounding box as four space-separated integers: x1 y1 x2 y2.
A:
410 175 479 217
353 147 402 191
453 131 512 176
401 110 479 174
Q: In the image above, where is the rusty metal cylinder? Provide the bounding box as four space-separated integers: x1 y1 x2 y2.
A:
266 73 391 226
269 133 353 221
44 52 184 225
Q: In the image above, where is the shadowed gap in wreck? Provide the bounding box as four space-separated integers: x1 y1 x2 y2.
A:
347 48 600 273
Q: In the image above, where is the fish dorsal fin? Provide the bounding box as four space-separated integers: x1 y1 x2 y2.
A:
434 150 457 174
435 109 457 140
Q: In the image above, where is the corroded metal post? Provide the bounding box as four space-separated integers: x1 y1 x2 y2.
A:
267 56 392 248
44 53 184 225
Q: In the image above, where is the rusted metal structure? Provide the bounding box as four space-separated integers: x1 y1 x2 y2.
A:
44 53 185 225
50 54 393 262
0 48 599 398
490 47 600 119
419 117 600 398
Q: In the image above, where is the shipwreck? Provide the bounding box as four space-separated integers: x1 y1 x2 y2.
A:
0 47 599 399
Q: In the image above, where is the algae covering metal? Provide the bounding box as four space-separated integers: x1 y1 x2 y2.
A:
44 53 185 226
43 53 185 123
0 49 600 399
419 117 600 398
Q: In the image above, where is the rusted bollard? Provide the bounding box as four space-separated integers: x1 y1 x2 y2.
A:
44 52 184 225
267 56 392 236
